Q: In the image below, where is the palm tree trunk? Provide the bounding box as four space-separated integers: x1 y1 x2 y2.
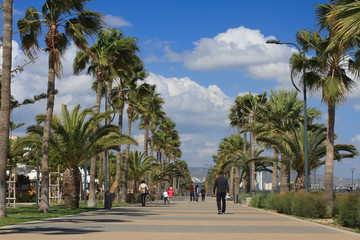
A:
122 105 133 199
39 51 57 213
63 167 81 208
279 154 290 194
115 105 124 203
144 120 149 158
324 103 335 210
229 166 234 195
251 132 256 193
104 81 112 191
234 167 240 196
88 77 103 207
271 150 278 193
242 174 249 194
0 0 13 217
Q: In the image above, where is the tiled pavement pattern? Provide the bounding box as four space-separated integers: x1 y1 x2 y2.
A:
1 197 359 240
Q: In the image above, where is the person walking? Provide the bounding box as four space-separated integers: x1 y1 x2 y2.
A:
138 180 149 207
189 183 195 203
168 187 174 204
195 184 199 202
213 171 229 214
201 185 206 202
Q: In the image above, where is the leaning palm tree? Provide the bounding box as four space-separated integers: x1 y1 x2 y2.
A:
73 27 140 206
0 0 13 217
18 0 103 212
15 104 137 208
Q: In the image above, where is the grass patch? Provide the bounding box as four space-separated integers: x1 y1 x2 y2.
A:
0 201 130 227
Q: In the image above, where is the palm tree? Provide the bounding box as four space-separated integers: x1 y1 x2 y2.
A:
291 28 358 205
15 104 137 208
242 92 267 194
0 0 13 217
128 150 155 193
73 28 141 206
256 90 304 193
18 0 103 212
259 123 358 191
316 1 360 46
217 134 244 195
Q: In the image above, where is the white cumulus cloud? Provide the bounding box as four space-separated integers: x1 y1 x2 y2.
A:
104 14 132 27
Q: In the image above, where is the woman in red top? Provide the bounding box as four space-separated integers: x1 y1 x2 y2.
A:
189 183 195 203
167 187 174 204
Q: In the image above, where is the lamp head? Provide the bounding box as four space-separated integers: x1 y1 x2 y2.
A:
266 39 280 44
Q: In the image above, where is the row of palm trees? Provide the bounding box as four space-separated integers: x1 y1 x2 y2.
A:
206 1 360 212
0 0 190 216
210 91 357 199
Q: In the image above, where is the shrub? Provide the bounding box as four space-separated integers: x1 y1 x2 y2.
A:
272 192 294 215
125 193 136 203
335 193 360 228
291 192 326 218
262 193 277 210
16 191 36 202
250 193 266 208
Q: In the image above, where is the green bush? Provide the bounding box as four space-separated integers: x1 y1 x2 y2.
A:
250 193 266 208
262 193 276 210
272 192 294 215
16 191 36 202
125 193 136 203
291 192 326 218
334 193 360 228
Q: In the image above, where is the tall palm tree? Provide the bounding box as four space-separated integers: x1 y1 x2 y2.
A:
18 0 103 212
15 104 137 208
256 90 303 193
73 28 140 206
0 0 13 217
291 28 358 205
242 92 267 193
217 134 244 195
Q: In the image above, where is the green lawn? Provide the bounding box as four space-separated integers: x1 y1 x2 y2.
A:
0 202 131 227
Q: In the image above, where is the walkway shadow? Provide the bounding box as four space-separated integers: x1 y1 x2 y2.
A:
0 226 102 236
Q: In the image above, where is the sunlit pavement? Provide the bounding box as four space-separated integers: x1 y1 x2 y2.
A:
1 196 359 240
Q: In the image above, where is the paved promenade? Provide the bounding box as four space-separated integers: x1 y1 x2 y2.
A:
0 196 359 240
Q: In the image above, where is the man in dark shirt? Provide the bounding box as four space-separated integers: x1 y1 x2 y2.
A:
213 170 229 214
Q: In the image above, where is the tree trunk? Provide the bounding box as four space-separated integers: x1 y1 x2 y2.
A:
279 154 290 194
242 174 249 194
0 0 13 218
271 150 278 193
63 167 81 208
251 132 256 193
103 81 112 192
122 104 133 199
234 167 240 196
144 119 149 158
144 120 150 188
39 51 57 213
88 75 103 207
115 104 124 203
324 103 335 211
229 166 234 195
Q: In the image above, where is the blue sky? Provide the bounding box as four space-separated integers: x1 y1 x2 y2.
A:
2 0 360 180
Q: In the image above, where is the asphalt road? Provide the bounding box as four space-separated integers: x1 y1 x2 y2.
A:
0 196 359 240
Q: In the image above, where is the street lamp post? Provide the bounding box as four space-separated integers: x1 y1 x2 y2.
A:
266 39 309 192
350 168 355 189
